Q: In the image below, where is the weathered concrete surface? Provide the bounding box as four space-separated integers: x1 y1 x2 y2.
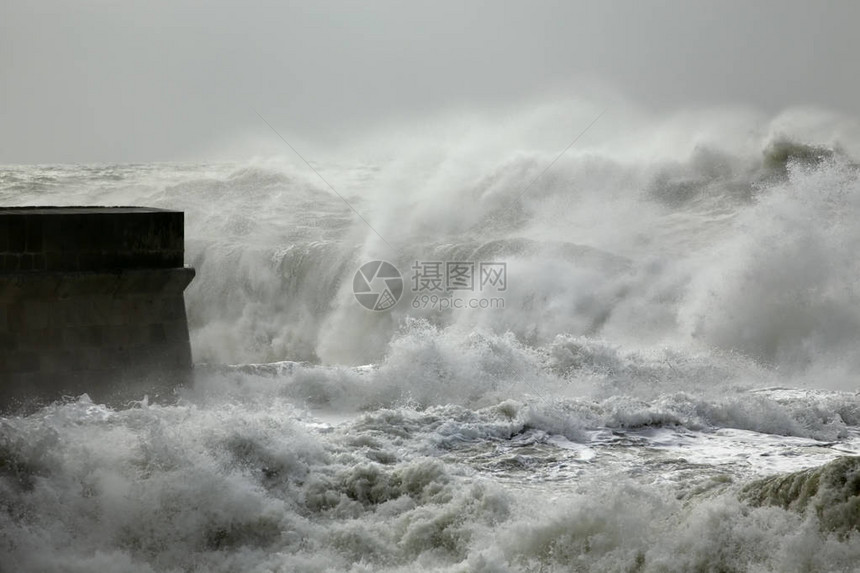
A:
0 207 184 272
0 207 194 410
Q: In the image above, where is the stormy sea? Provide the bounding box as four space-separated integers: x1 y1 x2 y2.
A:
3 105 860 572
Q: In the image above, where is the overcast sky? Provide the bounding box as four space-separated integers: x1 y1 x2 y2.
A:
2 0 859 164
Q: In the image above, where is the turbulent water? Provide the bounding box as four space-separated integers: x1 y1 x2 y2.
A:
3 105 860 572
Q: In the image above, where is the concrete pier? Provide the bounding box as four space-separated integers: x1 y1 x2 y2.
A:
0 207 194 409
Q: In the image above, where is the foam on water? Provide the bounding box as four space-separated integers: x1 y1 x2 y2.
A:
2 379 860 572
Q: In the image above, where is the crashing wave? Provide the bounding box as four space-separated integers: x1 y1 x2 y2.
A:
740 456 860 535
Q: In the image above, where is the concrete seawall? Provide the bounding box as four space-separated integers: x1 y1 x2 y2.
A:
0 207 194 409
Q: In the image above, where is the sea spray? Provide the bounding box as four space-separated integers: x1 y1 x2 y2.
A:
4 103 860 571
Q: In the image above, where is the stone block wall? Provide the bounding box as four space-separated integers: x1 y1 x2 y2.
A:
0 207 195 409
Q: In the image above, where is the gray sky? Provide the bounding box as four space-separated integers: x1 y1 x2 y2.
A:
2 0 859 164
